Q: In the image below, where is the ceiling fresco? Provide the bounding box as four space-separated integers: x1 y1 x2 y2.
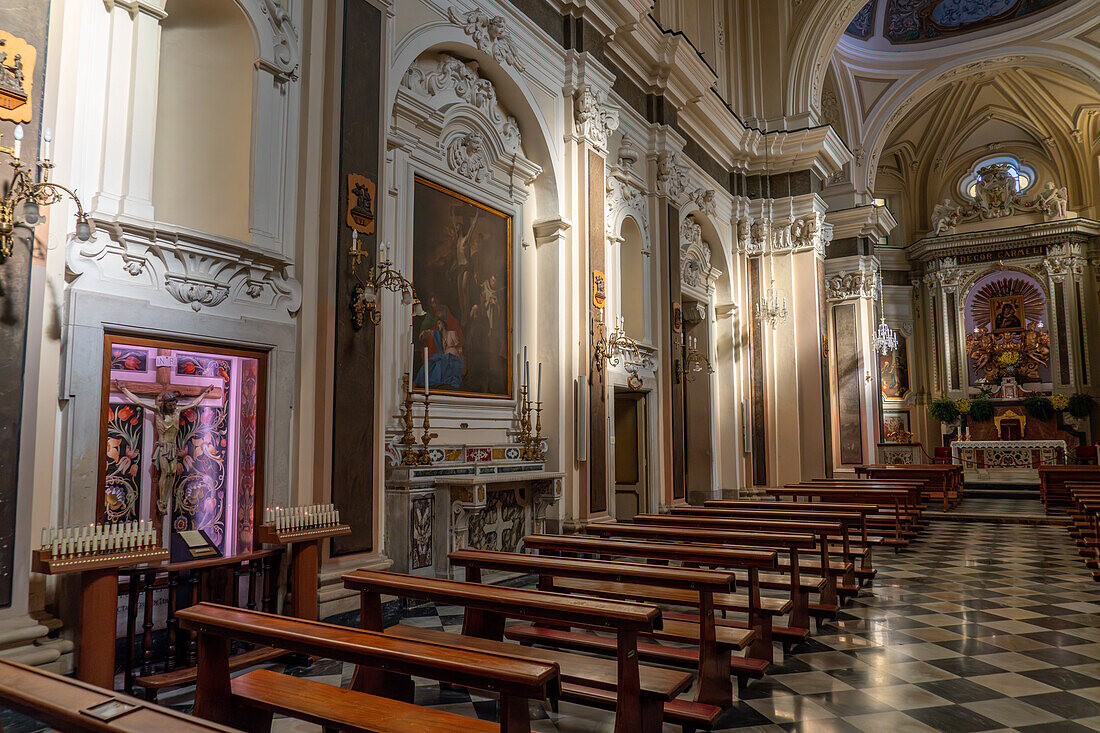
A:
845 0 1071 43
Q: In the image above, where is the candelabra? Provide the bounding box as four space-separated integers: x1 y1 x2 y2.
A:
349 235 425 328
594 316 645 389
755 278 787 328
679 335 714 382
402 386 437 466
515 384 545 461
264 504 340 532
871 273 898 356
1 125 91 262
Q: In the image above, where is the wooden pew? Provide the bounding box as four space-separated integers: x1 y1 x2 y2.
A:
176 602 556 733
768 486 916 549
671 505 878 587
521 534 815 654
1067 483 1100 577
448 549 751 707
1040 466 1100 512
856 464 963 510
341 568 709 733
583 523 845 628
631 514 854 592
700 500 880 584
0 658 244 733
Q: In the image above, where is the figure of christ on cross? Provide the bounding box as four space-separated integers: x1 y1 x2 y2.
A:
111 350 223 518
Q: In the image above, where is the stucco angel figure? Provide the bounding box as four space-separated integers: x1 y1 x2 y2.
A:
113 381 216 515
1036 182 1069 219
931 198 960 236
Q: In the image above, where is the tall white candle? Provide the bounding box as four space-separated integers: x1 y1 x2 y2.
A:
41 127 51 160
410 324 415 382
537 363 542 403
423 347 430 395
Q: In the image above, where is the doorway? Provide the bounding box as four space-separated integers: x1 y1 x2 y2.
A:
614 391 648 519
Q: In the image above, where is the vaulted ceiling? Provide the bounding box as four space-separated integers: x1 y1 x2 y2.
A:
844 0 1073 46
873 65 1100 243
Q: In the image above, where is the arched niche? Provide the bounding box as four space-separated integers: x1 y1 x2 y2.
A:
153 0 255 242
961 267 1051 386
618 216 648 343
386 43 554 431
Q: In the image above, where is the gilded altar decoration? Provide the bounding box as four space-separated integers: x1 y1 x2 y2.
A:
966 325 1049 382
592 270 606 310
0 33 34 122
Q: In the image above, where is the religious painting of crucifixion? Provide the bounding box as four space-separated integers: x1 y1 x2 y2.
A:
98 336 265 561
411 176 512 398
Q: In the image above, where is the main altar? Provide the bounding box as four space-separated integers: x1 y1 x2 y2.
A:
952 439 1066 484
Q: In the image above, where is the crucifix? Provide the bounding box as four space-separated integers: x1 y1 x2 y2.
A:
111 349 224 519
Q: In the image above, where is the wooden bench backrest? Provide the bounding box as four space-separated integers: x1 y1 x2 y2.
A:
176 602 556 698
447 549 737 594
342 569 661 632
671 506 864 524
705 500 879 514
585 522 818 548
521 534 778 569
634 513 844 536
0 658 242 733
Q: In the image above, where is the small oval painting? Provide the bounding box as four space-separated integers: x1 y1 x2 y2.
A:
930 0 1018 27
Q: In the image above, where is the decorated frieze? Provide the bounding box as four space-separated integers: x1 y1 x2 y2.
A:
573 84 619 154
825 258 880 301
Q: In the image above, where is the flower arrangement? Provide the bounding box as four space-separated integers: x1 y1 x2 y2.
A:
930 397 959 423
1051 394 1069 411
954 398 971 414
1022 395 1054 421
1068 393 1095 419
998 351 1020 367
968 398 994 422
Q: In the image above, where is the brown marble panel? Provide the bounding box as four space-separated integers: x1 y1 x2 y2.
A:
588 149 608 514
331 0 382 555
749 258 767 485
833 303 863 465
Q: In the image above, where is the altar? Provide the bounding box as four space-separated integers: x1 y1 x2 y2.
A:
384 442 562 578
951 439 1066 485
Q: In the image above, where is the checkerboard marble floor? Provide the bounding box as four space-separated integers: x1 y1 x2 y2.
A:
258 521 1100 732
6 520 1100 733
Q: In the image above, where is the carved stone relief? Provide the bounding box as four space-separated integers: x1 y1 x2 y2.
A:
447 7 526 71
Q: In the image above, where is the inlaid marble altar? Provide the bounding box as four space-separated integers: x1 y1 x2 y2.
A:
951 439 1066 484
384 442 562 577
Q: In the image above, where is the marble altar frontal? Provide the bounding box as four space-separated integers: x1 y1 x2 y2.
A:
951 439 1066 484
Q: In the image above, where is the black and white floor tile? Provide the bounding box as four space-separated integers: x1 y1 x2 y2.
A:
5 500 1100 732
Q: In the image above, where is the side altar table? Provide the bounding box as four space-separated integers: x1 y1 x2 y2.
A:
952 439 1066 485
385 441 563 578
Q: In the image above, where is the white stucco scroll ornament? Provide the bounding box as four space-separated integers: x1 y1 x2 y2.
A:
447 7 526 72
656 152 689 200
825 260 879 301
574 85 619 154
259 0 300 82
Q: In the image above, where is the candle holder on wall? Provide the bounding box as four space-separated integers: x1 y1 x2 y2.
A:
679 336 714 383
595 316 645 389
349 234 425 329
1 124 91 262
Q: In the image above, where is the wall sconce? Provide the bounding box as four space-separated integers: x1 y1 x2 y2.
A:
679 335 713 382
349 233 424 329
595 314 644 389
1 125 91 261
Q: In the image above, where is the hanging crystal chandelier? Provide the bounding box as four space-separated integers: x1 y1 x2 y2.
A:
872 273 898 355
755 278 787 328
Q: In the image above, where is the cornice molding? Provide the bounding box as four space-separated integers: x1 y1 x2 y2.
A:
907 218 1100 263
826 203 898 241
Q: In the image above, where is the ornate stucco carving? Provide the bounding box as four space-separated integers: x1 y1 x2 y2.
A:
1043 243 1085 283
67 220 303 316
258 0 300 82
447 7 526 71
686 188 716 217
616 136 641 170
402 54 522 154
573 85 619 154
606 171 649 240
930 165 1071 236
679 215 719 292
445 131 490 182
656 152 689 200
825 259 879 301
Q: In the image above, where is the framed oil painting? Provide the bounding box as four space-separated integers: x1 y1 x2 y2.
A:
411 176 512 398
990 295 1024 333
879 334 911 401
